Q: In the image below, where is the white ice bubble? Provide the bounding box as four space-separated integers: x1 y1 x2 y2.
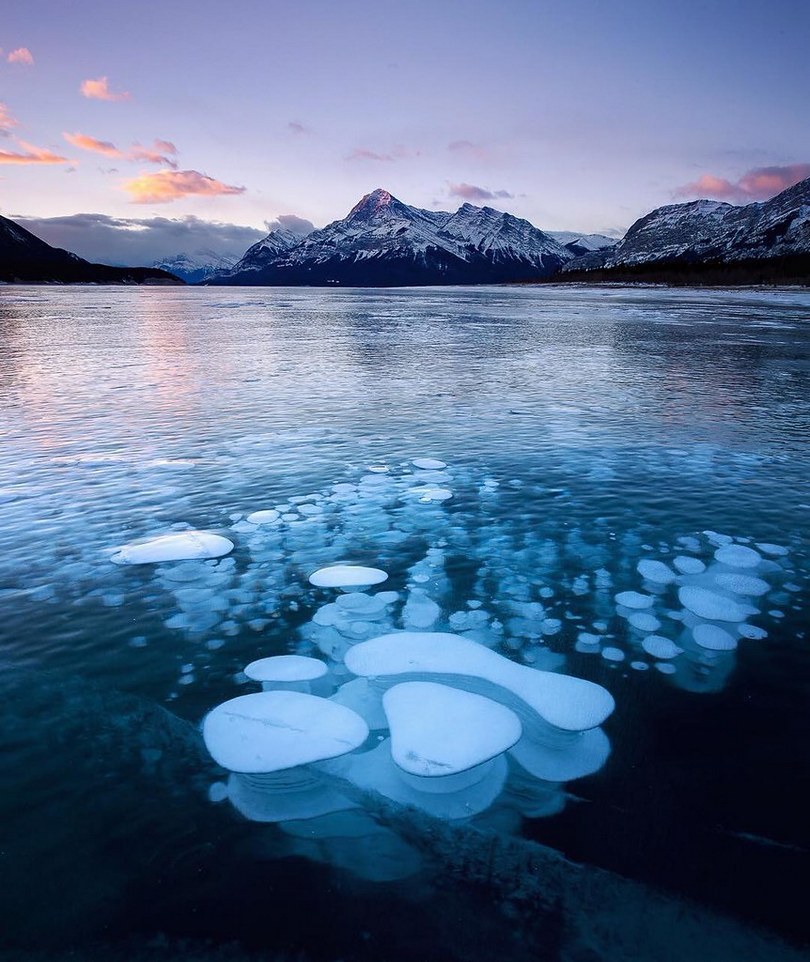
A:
693 624 737 651
383 682 521 777
412 458 447 471
309 565 388 589
246 509 281 525
655 662 677 675
738 624 767 640
628 612 661 633
714 544 762 569
641 635 682 659
203 691 369 773
601 647 625 662
673 556 706 575
678 586 751 622
615 591 654 610
112 531 234 565
408 485 453 503
637 560 676 585
713 573 770 597
630 661 649 671
755 543 788 557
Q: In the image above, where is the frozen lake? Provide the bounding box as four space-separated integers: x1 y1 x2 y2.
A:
0 284 808 961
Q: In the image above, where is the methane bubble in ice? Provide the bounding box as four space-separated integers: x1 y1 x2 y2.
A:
738 624 767 640
601 647 625 662
615 591 654 610
641 636 683 659
713 573 770 597
713 544 762 569
246 509 281 525
692 624 738 651
637 560 676 585
674 556 706 575
755 543 788 557
678 586 751 622
309 565 388 589
628 612 661 633
383 682 521 777
244 655 329 692
112 531 234 564
412 458 447 470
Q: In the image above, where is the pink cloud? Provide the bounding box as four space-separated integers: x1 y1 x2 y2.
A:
448 182 513 202
80 77 131 102
129 141 178 168
347 144 419 163
0 140 68 165
123 169 245 203
64 131 123 158
674 163 810 203
7 47 34 65
0 103 19 136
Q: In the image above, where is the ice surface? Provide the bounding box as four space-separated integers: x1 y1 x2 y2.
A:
202 691 369 773
344 632 615 731
678 586 751 622
309 565 389 588
383 681 521 776
112 531 234 564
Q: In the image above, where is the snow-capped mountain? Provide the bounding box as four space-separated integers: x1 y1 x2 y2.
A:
151 250 237 284
0 213 181 285
210 189 573 286
548 232 619 256
562 176 810 277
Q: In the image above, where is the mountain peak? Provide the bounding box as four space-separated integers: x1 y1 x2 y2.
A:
347 188 402 220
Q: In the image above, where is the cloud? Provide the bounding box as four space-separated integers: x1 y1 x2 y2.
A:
63 132 178 166
674 163 810 203
448 182 514 202
447 140 491 162
80 76 131 102
347 145 420 162
11 212 266 266
129 141 178 168
123 169 245 203
288 121 310 135
0 103 19 136
0 140 68 165
7 47 34 65
264 214 315 237
63 131 123 158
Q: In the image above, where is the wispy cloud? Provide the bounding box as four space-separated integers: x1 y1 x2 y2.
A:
129 141 178 168
123 169 245 203
347 144 419 163
7 47 34 66
674 163 810 203
0 140 68 165
80 76 131 102
0 103 19 136
12 212 266 265
447 140 491 162
288 121 310 135
64 131 123 158
448 182 513 202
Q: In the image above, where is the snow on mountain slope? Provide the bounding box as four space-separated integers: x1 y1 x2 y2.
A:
548 232 619 256
211 189 573 286
563 177 810 274
152 250 237 283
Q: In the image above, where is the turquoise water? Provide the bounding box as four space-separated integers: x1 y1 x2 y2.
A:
0 285 808 959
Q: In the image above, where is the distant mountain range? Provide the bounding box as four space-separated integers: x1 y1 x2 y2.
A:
3 178 809 287
151 250 237 284
207 189 574 286
0 214 180 285
562 176 810 284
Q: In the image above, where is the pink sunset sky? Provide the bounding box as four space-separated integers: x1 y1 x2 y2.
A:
2 0 809 264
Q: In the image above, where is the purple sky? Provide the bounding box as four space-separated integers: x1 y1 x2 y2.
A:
2 0 809 262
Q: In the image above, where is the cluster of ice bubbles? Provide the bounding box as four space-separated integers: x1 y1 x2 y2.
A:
199 561 615 882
